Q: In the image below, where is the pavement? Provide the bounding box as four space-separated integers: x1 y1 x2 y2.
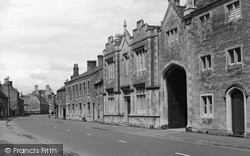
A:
1 115 250 152
0 118 41 144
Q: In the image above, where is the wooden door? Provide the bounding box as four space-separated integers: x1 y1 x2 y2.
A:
231 89 244 135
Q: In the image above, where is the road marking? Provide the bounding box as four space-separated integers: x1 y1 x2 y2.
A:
39 123 41 125
175 152 191 156
45 125 47 126
86 133 92 136
66 130 71 131
54 127 57 128
118 140 127 143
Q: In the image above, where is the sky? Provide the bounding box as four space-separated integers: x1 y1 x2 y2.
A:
0 0 185 94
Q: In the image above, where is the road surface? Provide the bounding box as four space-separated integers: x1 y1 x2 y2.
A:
10 115 250 156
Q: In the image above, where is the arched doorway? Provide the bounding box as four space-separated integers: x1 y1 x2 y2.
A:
165 65 187 128
231 89 245 135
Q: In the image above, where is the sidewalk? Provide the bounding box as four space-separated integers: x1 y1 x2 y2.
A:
0 118 40 144
53 117 250 150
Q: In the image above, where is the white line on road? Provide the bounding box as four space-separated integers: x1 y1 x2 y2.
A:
86 133 92 136
118 140 127 143
66 130 71 131
175 152 191 156
45 125 47 126
38 123 41 125
54 127 57 128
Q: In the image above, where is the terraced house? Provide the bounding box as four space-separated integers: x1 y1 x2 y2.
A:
65 56 104 122
60 0 250 137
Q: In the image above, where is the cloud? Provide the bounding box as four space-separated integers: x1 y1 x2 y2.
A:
0 0 186 94
50 61 72 72
30 72 48 80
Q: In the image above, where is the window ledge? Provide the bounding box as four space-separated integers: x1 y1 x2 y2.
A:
201 116 214 119
129 115 160 118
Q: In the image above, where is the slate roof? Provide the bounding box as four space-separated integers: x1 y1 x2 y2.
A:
57 86 65 92
0 90 7 99
66 66 103 84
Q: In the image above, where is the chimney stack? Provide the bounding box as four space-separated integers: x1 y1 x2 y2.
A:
168 0 180 6
97 55 104 67
35 85 38 93
46 85 50 92
87 60 97 71
73 64 79 78
4 77 9 84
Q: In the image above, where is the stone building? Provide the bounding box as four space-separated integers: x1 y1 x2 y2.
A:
65 55 104 122
28 85 54 114
0 77 23 117
101 0 250 137
157 0 250 137
56 86 66 119
21 95 31 114
0 90 8 118
103 20 161 127
18 97 24 116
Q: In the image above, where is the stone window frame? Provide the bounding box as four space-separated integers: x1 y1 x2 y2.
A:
67 87 71 100
83 82 86 95
198 11 212 32
67 104 70 115
122 53 129 76
79 83 82 97
87 102 91 115
135 85 146 115
200 93 214 119
87 80 90 96
166 27 178 44
107 90 115 114
225 44 243 67
106 58 115 80
199 54 212 72
76 84 78 98
224 0 242 23
72 104 75 115
79 103 82 115
134 47 146 72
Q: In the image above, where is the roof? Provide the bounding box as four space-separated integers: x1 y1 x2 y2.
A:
0 90 8 98
172 5 185 18
57 86 65 92
66 66 103 84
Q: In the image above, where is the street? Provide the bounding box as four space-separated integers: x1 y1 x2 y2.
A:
8 115 250 156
